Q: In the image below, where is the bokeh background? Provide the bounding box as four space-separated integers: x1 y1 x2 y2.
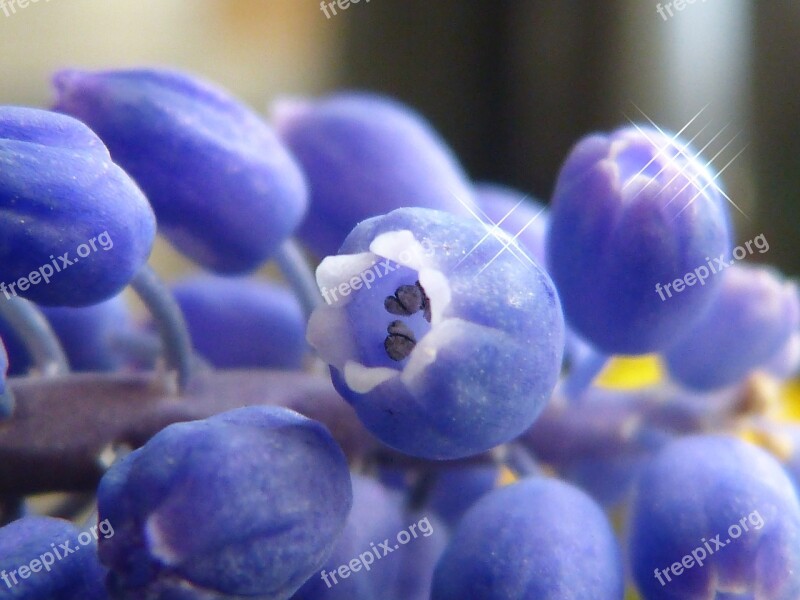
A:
1 0 797 273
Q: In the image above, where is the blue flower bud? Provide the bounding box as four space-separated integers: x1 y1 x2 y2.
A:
664 264 800 390
0 516 108 599
53 68 308 273
431 478 624 599
171 275 306 370
524 387 691 508
628 435 800 599
0 106 156 306
547 126 732 353
97 406 352 599
307 207 564 459
291 474 404 600
426 464 505 529
274 93 475 258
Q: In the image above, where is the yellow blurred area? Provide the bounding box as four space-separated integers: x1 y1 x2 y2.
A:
776 380 800 422
594 355 665 390
625 587 642 600
496 465 517 488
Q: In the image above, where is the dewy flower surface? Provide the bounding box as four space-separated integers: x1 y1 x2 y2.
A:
547 125 733 354
307 207 564 459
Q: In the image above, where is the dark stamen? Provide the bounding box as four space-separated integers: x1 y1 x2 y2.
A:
417 281 432 323
384 281 432 323
384 320 416 361
384 283 424 316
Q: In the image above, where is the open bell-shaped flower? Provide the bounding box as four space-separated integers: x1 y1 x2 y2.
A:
307 207 564 459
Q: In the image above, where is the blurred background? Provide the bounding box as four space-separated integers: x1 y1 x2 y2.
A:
0 0 797 274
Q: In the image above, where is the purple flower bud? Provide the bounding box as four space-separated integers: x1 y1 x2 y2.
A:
547 126 732 353
0 106 155 306
274 93 475 257
53 68 308 273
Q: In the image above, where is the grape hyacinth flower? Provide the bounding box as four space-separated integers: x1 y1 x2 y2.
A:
0 516 108 600
765 330 800 379
664 264 800 390
430 477 624 599
523 387 676 508
53 68 308 273
97 406 353 599
426 464 509 529
292 474 405 600
547 126 732 354
628 435 800 599
307 207 564 459
0 106 156 306
273 92 476 258
393 511 448 600
172 275 307 370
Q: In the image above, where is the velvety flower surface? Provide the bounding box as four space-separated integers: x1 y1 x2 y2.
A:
547 125 732 354
0 516 108 600
431 477 624 599
628 435 800 599
291 474 404 600
0 106 155 306
97 406 353 600
664 264 800 390
307 207 564 459
171 275 307 370
53 68 307 273
274 92 475 258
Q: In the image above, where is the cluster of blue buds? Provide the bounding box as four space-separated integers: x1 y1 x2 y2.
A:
0 63 798 600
